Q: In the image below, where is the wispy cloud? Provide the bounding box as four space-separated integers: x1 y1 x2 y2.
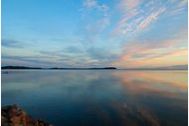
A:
113 29 188 68
113 0 186 37
83 0 98 9
114 47 187 68
2 39 24 48
2 55 56 67
86 47 119 63
138 7 166 30
119 0 141 11
80 0 110 43
83 0 109 15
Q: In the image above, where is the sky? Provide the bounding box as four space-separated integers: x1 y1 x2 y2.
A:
2 0 188 68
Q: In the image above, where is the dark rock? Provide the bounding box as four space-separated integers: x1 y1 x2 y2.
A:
2 104 52 126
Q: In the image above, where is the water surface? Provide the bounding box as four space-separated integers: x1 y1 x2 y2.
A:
2 70 188 126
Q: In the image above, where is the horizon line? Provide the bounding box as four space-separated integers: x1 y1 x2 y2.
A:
1 65 188 70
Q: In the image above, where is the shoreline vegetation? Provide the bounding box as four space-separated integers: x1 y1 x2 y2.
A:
1 65 188 70
2 105 52 126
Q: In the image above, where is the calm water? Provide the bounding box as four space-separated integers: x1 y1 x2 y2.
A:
1 70 188 126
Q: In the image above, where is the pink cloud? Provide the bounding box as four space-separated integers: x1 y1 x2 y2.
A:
113 0 186 37
112 29 188 67
119 0 141 11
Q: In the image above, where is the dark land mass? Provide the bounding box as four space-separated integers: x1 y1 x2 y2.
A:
1 66 43 69
1 66 117 70
50 67 117 70
2 105 52 126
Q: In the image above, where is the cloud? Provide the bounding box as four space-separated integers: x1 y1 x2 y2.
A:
114 47 187 68
83 0 109 14
83 0 98 9
177 0 188 7
114 1 165 36
80 0 110 43
165 0 188 16
82 17 110 43
86 47 119 61
38 47 120 67
65 46 84 53
82 0 109 17
2 55 55 67
2 53 90 68
2 39 24 48
119 0 141 11
112 29 188 68
138 8 166 30
113 0 186 37
38 48 118 67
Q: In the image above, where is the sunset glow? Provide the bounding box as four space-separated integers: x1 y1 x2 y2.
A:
2 0 188 68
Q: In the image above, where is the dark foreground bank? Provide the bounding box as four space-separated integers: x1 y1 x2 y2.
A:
2 105 52 126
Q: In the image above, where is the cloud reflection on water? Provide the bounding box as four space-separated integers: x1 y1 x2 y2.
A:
1 70 188 126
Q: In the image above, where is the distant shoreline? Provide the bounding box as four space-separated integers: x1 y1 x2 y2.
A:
1 66 117 70
2 65 187 70
1 65 188 71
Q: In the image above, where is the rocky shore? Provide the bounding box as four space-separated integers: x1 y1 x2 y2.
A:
2 105 52 126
